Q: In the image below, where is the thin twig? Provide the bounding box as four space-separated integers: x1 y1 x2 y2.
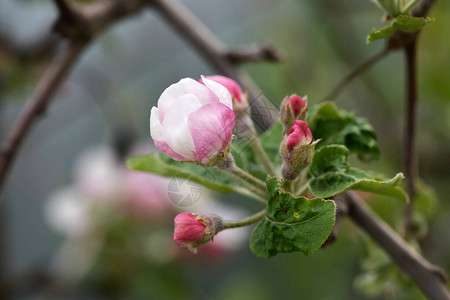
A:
404 39 418 234
0 41 87 192
342 191 450 300
324 0 437 102
323 47 390 101
0 0 153 192
225 42 283 65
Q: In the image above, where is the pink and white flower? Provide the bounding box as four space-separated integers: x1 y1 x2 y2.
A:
150 77 235 165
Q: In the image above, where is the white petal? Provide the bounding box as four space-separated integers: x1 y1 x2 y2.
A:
150 107 166 143
162 94 202 160
158 78 217 120
201 76 233 109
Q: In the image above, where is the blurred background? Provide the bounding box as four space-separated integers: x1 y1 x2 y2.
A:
0 0 449 299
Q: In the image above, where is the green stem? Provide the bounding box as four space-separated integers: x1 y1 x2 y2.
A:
220 209 266 230
281 179 293 193
250 138 277 176
293 168 309 196
232 186 268 203
229 164 267 192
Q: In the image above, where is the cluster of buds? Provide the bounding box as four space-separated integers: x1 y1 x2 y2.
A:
279 94 319 181
150 75 321 252
173 212 224 253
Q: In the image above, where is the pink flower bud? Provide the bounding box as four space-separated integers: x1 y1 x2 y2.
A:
286 120 313 150
150 77 236 165
199 75 244 103
280 94 308 130
280 120 320 180
173 212 224 253
199 75 249 116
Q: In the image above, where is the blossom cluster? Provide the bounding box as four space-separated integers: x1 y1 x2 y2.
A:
149 76 320 253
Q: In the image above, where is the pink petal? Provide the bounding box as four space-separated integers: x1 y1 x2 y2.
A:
188 103 235 164
201 76 233 109
174 213 206 247
286 120 313 150
154 140 188 161
287 95 307 116
200 75 243 103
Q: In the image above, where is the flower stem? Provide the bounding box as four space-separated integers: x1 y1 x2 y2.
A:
220 209 266 230
281 179 293 193
229 164 267 193
249 137 277 176
232 186 268 203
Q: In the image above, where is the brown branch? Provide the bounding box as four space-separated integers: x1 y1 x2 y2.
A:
339 192 450 300
323 47 390 101
386 0 437 50
152 0 278 130
0 0 153 192
0 41 87 191
225 42 283 65
404 39 418 234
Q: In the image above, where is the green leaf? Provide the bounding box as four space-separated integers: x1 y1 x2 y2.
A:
250 177 336 258
367 15 434 43
308 102 380 161
309 145 406 200
126 154 236 193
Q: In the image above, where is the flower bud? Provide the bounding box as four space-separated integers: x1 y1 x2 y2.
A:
199 75 248 115
173 212 224 253
150 77 235 165
279 120 320 180
280 94 308 130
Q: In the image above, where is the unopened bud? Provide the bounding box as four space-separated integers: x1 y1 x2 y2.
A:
280 120 320 180
200 75 254 138
280 94 308 130
173 212 224 253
